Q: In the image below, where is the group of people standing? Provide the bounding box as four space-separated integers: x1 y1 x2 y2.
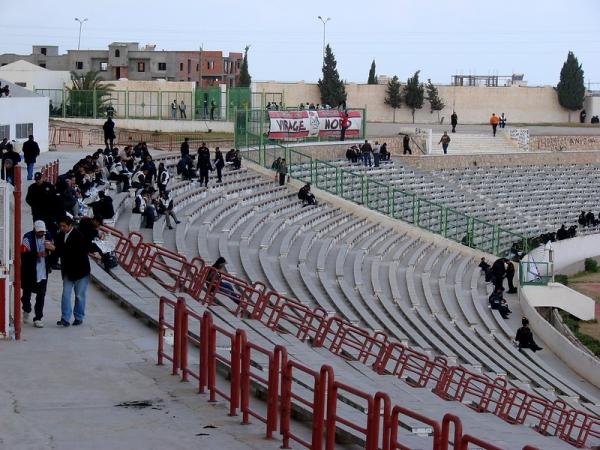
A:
177 139 238 185
345 140 390 167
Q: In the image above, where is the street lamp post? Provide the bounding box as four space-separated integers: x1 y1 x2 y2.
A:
317 16 331 65
74 17 88 52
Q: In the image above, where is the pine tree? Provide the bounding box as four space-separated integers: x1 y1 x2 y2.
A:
556 51 585 121
318 44 347 107
238 45 252 87
403 70 425 124
426 79 445 123
384 75 402 123
367 60 377 85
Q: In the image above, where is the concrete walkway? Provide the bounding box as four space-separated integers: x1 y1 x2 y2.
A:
0 149 285 450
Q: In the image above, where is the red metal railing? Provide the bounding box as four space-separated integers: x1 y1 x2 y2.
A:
56 127 83 147
104 224 599 449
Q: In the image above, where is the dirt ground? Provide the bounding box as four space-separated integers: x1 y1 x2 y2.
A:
561 272 600 340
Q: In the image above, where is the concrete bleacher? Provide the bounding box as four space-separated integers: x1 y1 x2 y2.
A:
98 153 599 448
93 181 576 449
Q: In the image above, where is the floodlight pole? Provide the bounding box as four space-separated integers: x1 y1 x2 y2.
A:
317 16 331 66
75 18 88 52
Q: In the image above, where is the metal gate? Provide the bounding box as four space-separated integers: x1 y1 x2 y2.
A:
0 180 15 338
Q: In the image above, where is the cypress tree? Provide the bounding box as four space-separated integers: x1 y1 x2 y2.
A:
556 51 585 121
426 79 445 122
384 75 402 123
367 60 377 85
238 45 252 87
404 70 425 124
318 44 347 108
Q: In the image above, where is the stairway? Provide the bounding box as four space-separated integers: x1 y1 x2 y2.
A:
429 130 520 155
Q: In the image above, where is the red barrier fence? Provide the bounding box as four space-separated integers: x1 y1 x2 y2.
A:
159 297 541 450
99 223 596 449
40 160 59 184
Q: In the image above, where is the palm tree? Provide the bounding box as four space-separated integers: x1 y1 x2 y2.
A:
67 70 114 118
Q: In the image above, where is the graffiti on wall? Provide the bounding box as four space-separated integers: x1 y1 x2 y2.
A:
532 135 600 152
509 128 530 152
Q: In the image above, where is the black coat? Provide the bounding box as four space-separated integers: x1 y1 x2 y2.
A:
55 227 91 281
22 140 40 163
103 119 116 139
26 181 56 220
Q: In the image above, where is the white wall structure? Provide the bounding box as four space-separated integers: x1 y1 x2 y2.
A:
0 60 70 91
0 80 49 152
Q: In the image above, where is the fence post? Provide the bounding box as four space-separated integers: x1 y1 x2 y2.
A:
413 196 420 226
93 88 97 119
443 207 449 238
179 298 189 382
62 88 66 118
125 89 129 119
13 166 21 340
158 91 162 120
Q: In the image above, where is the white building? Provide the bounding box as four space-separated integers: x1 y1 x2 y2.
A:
0 79 50 152
0 59 70 92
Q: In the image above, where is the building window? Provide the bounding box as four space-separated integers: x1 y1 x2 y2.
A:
39 63 46 68
100 62 108 71
236 60 240 69
206 60 214 70
41 47 47 56
196 64 199 72
0 125 9 140
137 62 145 72
158 62 167 71
187 59 191 73
16 123 33 139
180 62 183 71
115 49 120 57
76 61 83 70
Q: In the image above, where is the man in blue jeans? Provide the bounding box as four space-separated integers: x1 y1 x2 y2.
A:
22 135 40 180
55 216 91 327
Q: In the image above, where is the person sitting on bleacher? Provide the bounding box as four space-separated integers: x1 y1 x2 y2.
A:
131 168 146 190
556 224 568 240
515 318 542 352
232 150 242 170
225 148 236 164
488 287 511 319
586 211 598 227
108 160 131 192
176 154 195 180
133 189 147 214
578 211 587 227
89 191 114 221
158 190 180 230
298 183 317 207
118 146 134 172
157 162 170 193
142 196 158 229
207 257 240 305
140 154 157 184
380 143 389 161
478 257 490 275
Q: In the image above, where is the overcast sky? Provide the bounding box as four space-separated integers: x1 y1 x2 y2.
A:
1 0 599 87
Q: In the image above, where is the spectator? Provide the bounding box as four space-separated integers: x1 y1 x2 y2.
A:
578 211 587 227
180 137 190 158
1 143 21 185
22 135 41 181
158 190 180 230
277 158 288 186
361 140 373 167
157 162 170 193
171 100 177 119
133 189 147 214
515 318 542 352
21 220 55 328
380 143 389 161
210 100 216 120
89 191 114 221
580 110 587 124
298 183 317 207
271 157 282 180
225 148 236 164
103 117 116 150
489 113 499 137
499 113 507 129
506 260 517 294
403 135 412 155
26 172 56 221
209 257 239 304
586 211 597 227
488 287 511 319
438 132 451 154
214 147 225 183
142 195 158 229
450 111 458 133
179 100 187 119
176 154 195 180
0 137 9 155
373 141 381 167
55 215 91 327
490 258 507 290
232 150 242 170
478 257 490 273
196 143 212 187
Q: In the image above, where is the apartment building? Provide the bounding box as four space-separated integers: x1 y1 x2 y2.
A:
0 43 243 88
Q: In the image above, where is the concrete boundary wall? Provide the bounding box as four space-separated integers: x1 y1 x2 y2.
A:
55 117 233 134
253 81 578 124
401 150 600 171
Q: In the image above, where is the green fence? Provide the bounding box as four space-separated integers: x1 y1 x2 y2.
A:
242 142 529 256
519 260 552 286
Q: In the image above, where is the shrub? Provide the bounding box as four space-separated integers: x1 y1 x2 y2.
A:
554 274 569 285
584 258 598 273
